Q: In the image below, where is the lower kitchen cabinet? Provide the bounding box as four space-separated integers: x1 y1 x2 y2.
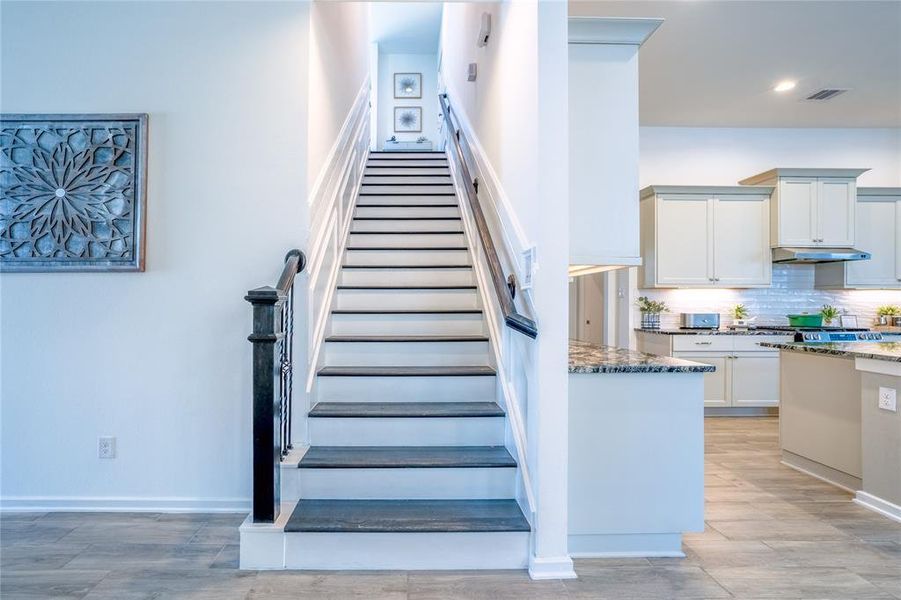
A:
636 332 790 408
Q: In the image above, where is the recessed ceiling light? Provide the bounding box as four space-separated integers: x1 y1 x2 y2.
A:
773 80 797 93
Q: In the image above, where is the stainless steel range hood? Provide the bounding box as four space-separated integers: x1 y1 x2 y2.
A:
772 247 871 264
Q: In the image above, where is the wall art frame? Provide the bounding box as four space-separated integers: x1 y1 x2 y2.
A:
394 106 422 133
393 72 422 99
0 113 148 272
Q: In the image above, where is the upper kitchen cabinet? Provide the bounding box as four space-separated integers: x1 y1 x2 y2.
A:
739 168 869 248
639 186 773 288
816 188 901 289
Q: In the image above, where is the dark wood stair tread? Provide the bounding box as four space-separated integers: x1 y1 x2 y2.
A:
317 365 495 377
336 285 476 290
298 446 515 469
350 231 463 234
325 334 487 342
309 401 503 418
356 203 459 208
285 499 529 533
330 309 482 315
345 246 468 251
341 264 471 269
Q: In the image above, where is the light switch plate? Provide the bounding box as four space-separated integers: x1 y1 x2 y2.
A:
521 247 537 290
878 387 897 412
98 436 116 459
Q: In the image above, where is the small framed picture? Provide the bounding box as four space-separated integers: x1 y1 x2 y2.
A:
394 73 422 99
394 107 422 132
839 315 858 328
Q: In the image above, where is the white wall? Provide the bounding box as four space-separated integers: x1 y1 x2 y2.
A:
441 0 574 577
377 52 439 149
308 1 370 188
0 1 316 511
639 127 901 188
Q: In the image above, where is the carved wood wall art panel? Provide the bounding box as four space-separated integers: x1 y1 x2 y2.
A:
0 114 148 272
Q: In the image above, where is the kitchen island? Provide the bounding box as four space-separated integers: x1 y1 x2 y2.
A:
568 340 713 556
760 340 901 522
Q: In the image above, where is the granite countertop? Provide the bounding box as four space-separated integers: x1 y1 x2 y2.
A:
759 341 901 363
635 328 791 336
569 340 716 374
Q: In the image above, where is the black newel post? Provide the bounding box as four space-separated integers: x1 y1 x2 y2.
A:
245 286 283 523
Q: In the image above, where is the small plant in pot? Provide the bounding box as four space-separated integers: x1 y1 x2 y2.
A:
876 305 901 326
636 296 668 330
820 305 841 326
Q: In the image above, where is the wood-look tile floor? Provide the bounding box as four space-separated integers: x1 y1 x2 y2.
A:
2 418 899 599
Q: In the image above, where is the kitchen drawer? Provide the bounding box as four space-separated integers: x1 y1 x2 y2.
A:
733 335 793 352
672 335 733 352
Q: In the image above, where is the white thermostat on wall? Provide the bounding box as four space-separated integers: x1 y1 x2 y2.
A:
478 12 491 47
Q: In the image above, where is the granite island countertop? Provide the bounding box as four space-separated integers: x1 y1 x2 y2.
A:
569 340 716 374
635 328 792 336
758 341 901 363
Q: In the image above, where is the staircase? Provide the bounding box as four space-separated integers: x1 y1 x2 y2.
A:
276 150 530 570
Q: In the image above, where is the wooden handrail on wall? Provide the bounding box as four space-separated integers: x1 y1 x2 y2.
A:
439 93 537 339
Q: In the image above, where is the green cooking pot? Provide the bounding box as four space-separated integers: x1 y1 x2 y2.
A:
787 313 823 327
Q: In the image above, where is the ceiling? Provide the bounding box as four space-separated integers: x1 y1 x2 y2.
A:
569 1 901 127
370 2 442 54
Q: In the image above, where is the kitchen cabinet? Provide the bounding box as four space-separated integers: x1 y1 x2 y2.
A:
815 188 901 289
635 332 792 408
739 168 868 248
639 186 772 288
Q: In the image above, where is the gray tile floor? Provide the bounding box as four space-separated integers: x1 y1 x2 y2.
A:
2 418 900 599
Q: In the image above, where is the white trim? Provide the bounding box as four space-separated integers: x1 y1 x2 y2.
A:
854 491 901 523
528 555 577 580
780 457 859 494
568 17 663 46
305 78 372 395
1 496 250 513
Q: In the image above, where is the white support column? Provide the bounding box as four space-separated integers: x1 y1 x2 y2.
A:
529 0 576 580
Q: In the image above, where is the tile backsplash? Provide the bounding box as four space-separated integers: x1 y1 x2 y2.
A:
637 265 901 329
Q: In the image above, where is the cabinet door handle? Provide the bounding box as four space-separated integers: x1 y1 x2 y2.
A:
695 341 713 345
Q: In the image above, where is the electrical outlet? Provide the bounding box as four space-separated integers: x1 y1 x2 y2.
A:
878 387 897 412
98 436 116 459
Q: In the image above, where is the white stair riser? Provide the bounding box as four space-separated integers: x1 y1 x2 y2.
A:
334 289 480 310
361 185 455 195
323 341 490 366
369 155 447 162
354 206 460 219
367 161 449 169
348 233 466 247
280 531 529 570
339 267 475 286
351 219 462 232
362 176 452 185
298 467 516 499
365 167 449 176
309 416 504 446
316 374 496 402
356 196 459 206
343 249 470 266
329 313 486 336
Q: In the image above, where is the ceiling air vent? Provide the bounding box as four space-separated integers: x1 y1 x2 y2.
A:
805 88 849 101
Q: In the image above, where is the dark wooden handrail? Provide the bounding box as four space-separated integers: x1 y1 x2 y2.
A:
245 248 306 523
439 93 537 339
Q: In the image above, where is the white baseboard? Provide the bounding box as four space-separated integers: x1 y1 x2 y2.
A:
528 554 577 580
1 495 251 513
854 491 901 523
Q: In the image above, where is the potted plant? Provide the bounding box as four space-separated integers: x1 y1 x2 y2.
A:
820 305 841 326
636 296 668 330
876 305 901 326
731 304 749 320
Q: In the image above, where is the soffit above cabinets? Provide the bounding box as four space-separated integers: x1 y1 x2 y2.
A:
739 168 870 186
